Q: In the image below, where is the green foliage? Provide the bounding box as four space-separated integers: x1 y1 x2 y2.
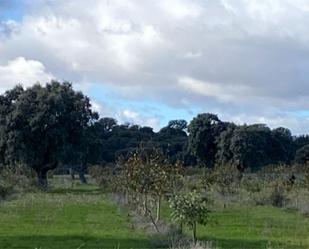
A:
115 145 184 230
0 181 12 198
294 144 309 165
216 124 294 171
1 81 97 188
188 113 226 167
169 190 210 243
88 164 116 192
155 120 188 164
204 165 242 195
0 164 37 196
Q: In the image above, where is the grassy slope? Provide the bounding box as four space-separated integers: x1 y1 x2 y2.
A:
0 185 152 249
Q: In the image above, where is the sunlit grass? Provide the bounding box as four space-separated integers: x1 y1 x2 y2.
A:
162 203 309 249
0 183 154 249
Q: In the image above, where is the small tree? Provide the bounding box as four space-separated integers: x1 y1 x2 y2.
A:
169 190 210 244
117 145 184 232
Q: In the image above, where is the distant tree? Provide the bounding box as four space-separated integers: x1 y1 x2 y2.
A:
98 117 117 133
216 124 296 170
106 124 154 163
188 113 227 167
270 127 294 164
155 119 188 163
216 123 237 167
229 124 272 171
85 117 118 166
294 145 309 165
294 135 309 151
5 81 97 188
167 119 187 131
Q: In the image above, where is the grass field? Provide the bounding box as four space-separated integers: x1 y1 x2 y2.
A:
162 203 309 249
0 184 153 249
196 205 309 249
1 179 309 249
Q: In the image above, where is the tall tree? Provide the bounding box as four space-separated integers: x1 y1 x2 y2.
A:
155 119 188 163
228 124 272 171
188 113 226 167
0 85 24 168
5 81 97 188
216 123 237 167
270 127 294 164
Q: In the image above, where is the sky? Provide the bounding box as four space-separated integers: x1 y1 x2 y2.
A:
1 0 309 134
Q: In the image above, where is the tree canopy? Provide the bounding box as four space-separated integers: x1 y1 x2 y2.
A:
1 82 309 188
1 82 97 187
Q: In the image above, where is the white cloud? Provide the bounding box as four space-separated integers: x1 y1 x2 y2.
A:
220 112 309 135
0 57 54 92
117 109 160 130
178 76 255 103
158 0 202 19
183 51 202 59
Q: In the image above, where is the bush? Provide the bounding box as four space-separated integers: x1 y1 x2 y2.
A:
88 164 116 191
0 181 12 198
170 191 210 243
204 165 242 195
269 186 286 207
0 164 36 196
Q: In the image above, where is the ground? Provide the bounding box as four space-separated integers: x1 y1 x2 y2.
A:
1 177 309 249
0 184 152 249
197 205 309 249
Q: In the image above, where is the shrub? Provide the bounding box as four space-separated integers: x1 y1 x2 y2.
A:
204 165 242 195
0 181 12 198
169 190 210 243
88 164 116 191
269 186 286 207
0 164 36 196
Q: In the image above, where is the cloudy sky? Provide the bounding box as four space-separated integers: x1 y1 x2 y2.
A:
1 0 309 134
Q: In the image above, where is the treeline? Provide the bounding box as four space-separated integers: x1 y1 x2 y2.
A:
0 81 309 187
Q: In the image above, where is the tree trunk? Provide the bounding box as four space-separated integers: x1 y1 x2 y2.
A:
69 167 75 180
193 222 197 245
156 196 161 223
79 170 87 184
37 170 48 190
143 194 148 216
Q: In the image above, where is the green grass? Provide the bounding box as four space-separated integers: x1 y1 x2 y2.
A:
0 184 154 249
162 203 309 249
200 205 309 249
2 178 309 249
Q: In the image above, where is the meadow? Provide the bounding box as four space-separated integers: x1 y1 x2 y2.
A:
0 183 153 249
1 175 309 249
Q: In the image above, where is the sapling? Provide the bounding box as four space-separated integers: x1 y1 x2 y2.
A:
169 190 210 244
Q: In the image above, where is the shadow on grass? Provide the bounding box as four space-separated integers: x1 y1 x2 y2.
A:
47 187 104 195
200 236 307 249
0 235 159 249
